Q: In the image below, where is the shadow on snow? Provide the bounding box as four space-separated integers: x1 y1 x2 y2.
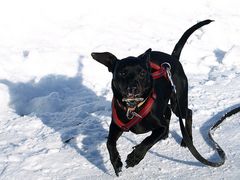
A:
0 56 110 173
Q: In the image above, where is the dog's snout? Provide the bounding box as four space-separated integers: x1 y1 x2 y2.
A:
127 86 137 95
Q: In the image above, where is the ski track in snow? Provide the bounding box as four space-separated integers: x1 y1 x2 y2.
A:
0 0 240 179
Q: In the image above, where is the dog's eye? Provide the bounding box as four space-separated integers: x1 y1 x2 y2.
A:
139 70 146 78
119 71 127 77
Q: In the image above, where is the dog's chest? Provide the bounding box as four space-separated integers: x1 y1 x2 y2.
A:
127 116 161 134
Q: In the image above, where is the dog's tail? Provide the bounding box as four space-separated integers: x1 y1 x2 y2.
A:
171 19 213 60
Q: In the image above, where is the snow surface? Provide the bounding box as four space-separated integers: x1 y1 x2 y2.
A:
0 0 240 179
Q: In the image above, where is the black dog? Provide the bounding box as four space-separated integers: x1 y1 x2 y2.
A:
91 20 212 176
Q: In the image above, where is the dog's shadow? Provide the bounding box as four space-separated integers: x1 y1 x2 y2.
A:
0 56 110 173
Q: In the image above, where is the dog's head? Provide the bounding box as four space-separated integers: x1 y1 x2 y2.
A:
91 49 153 108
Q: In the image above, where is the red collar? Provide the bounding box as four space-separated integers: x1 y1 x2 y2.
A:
112 61 168 131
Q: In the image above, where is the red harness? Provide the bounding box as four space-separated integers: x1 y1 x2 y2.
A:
112 62 168 131
150 62 168 80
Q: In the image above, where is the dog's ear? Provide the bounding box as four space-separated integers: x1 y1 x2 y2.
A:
139 48 152 68
139 48 152 62
91 52 117 72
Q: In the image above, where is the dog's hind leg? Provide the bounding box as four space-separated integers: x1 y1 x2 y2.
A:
171 90 193 147
162 105 171 139
107 122 123 176
180 108 192 147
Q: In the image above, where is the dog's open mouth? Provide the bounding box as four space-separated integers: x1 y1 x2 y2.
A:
122 95 144 119
122 94 144 109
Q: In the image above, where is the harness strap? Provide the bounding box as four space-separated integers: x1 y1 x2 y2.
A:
150 62 168 80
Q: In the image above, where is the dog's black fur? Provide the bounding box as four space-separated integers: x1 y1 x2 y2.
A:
91 20 213 176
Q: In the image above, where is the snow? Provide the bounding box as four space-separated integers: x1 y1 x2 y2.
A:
0 0 240 179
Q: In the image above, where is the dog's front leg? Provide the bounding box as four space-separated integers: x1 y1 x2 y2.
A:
126 127 166 168
107 121 123 176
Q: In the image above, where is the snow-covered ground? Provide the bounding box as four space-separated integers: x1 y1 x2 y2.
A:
0 0 240 179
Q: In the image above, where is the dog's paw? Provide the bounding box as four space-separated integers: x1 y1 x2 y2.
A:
162 132 169 140
180 139 187 147
112 156 123 176
125 146 146 168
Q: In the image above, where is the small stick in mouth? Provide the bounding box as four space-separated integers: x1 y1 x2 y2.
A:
122 97 144 102
122 97 144 109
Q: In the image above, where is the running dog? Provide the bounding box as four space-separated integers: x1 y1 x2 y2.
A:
91 20 213 176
